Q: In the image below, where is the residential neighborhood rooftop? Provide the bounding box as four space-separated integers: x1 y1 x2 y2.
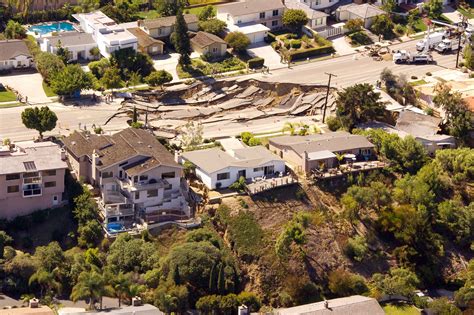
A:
0 141 67 175
395 110 441 137
0 39 32 60
43 32 95 47
275 295 384 315
269 132 374 156
139 14 198 29
63 128 180 172
0 306 55 315
181 146 283 173
127 27 164 47
217 0 285 16
337 3 385 19
190 31 226 49
284 0 329 19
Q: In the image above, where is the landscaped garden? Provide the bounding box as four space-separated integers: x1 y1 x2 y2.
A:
383 303 420 315
177 54 246 79
0 85 16 102
270 32 334 62
347 31 373 47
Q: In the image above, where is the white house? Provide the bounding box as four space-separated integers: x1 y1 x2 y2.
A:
336 3 386 28
217 0 286 43
284 0 329 29
180 146 286 190
73 11 138 58
39 32 98 61
0 40 33 71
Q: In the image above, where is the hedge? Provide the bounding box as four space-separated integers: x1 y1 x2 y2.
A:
290 39 302 49
248 57 265 69
265 32 277 43
284 45 335 60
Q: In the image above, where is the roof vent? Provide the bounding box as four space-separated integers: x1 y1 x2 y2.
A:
132 296 142 306
148 145 152 148
29 298 39 309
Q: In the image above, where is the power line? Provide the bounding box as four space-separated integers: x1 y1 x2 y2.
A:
322 72 337 124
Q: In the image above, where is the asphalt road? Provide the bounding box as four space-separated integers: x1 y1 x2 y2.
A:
0 39 458 141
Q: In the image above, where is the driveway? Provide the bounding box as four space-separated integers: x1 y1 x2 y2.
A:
0 71 50 104
331 35 358 56
247 42 284 70
153 53 180 81
443 6 463 24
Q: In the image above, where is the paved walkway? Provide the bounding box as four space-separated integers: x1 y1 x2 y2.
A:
153 53 180 81
247 42 284 69
0 72 50 104
443 6 463 24
331 35 358 56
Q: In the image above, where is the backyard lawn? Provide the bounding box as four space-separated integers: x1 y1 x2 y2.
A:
137 9 160 19
138 5 216 19
0 87 17 102
383 303 420 315
185 5 216 15
347 31 373 47
458 6 474 18
177 54 246 78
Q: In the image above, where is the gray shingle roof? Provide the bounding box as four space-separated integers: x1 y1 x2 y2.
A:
181 146 283 173
269 131 374 157
217 0 285 17
44 32 95 47
284 0 328 19
276 295 385 315
140 14 198 29
0 40 31 60
338 3 385 19
395 111 441 137
191 31 226 49
63 128 180 173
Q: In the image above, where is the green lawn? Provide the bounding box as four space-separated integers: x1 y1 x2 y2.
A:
42 81 57 97
138 5 216 19
0 102 24 108
412 18 427 32
348 31 374 47
177 54 246 79
0 88 17 102
409 79 428 86
383 304 420 315
184 5 216 15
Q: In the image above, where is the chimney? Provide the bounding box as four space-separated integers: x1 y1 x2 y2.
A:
60 148 67 161
29 298 39 308
91 149 100 183
174 150 180 164
324 300 329 309
132 296 142 306
303 150 308 160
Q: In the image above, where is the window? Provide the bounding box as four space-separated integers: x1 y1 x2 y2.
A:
139 175 148 181
272 20 278 26
23 172 39 178
102 171 113 178
273 9 279 16
212 47 218 53
217 172 230 180
237 20 242 24
253 167 264 172
6 173 20 180
147 189 158 198
162 172 175 179
44 181 56 188
259 12 266 19
7 185 19 193
135 191 140 200
43 169 56 176
164 183 172 190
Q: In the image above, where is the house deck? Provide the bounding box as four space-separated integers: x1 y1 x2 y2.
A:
311 161 387 180
245 174 298 195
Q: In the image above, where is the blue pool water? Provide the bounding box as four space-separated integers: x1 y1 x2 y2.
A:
107 222 125 233
28 22 75 35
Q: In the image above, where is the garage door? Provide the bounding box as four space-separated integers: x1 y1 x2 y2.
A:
253 32 265 43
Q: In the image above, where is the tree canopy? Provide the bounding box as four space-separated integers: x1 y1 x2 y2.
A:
172 8 192 66
21 106 58 139
282 9 309 33
224 32 250 53
50 64 91 97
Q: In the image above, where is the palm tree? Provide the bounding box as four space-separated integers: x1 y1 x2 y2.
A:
28 269 61 298
335 153 345 170
110 272 131 307
71 268 109 310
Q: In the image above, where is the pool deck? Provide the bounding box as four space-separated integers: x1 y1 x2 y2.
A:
26 21 79 38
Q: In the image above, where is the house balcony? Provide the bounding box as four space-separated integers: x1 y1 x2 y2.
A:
245 173 298 195
311 161 388 180
116 177 166 192
98 198 135 219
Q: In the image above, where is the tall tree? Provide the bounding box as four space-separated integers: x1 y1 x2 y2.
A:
0 231 12 259
4 20 26 39
282 9 309 34
172 8 192 66
21 106 58 139
433 83 473 145
101 66 123 91
71 268 109 310
109 272 131 307
51 64 91 98
224 32 250 53
335 83 386 130
217 263 226 294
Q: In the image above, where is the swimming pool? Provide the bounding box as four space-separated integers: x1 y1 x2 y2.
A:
107 222 125 233
28 22 75 35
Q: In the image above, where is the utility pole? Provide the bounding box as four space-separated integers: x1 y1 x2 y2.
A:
322 72 337 124
456 16 468 68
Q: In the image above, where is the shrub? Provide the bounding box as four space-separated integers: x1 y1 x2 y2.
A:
290 39 302 49
248 137 261 146
411 75 418 80
394 24 405 36
284 45 334 61
344 235 369 262
248 57 265 69
265 32 277 43
225 32 250 53
326 116 342 131
426 72 432 76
